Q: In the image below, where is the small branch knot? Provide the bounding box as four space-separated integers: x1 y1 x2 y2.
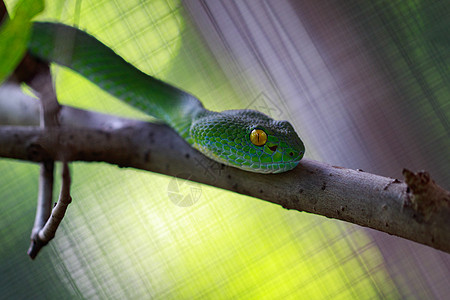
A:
403 169 450 221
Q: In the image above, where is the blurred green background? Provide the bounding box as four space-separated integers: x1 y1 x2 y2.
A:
1 0 449 299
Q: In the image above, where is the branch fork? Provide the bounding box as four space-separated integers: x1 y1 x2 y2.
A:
14 59 74 259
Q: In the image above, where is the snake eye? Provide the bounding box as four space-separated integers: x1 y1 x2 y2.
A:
250 129 267 146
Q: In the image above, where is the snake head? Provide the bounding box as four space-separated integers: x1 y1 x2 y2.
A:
191 109 305 174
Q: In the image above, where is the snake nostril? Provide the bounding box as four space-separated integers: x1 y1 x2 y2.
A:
268 145 278 152
288 151 294 157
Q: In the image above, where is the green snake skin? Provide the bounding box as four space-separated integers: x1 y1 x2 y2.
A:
28 22 305 173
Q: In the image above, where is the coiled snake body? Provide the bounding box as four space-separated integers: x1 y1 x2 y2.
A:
28 22 305 173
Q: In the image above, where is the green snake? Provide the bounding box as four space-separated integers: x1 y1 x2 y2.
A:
28 22 305 173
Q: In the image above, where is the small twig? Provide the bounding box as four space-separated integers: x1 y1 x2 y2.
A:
27 161 54 259
28 162 72 259
39 162 72 241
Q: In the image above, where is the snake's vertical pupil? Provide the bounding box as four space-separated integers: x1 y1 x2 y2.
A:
250 129 267 146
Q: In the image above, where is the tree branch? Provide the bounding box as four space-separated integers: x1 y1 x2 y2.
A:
1 83 449 254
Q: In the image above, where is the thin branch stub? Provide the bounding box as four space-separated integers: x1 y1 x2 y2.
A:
403 169 450 221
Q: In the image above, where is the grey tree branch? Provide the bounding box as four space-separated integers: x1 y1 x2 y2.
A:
1 83 449 254
38 162 72 242
28 161 54 259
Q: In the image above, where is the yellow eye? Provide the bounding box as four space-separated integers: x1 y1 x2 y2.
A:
250 129 267 146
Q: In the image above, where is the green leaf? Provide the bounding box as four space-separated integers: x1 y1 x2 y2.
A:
0 0 45 84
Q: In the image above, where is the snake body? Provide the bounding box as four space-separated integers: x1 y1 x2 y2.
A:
28 22 305 173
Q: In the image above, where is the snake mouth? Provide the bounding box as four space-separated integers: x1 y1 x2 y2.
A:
239 160 302 174
230 150 304 173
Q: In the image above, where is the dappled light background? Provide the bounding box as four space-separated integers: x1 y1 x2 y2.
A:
1 0 449 299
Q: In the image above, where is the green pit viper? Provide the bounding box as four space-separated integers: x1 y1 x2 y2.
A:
28 22 305 173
